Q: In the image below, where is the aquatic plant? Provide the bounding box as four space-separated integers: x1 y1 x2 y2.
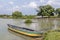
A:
25 19 32 23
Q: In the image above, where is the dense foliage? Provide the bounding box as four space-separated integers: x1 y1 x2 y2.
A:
37 5 54 17
56 8 60 16
12 11 22 18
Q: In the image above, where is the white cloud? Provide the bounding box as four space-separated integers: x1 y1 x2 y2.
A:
7 5 20 12
40 0 45 3
13 6 20 9
0 5 2 8
47 0 55 5
22 5 27 8
12 6 20 12
9 1 14 5
0 6 2 7
22 2 38 8
28 2 37 8
46 0 60 5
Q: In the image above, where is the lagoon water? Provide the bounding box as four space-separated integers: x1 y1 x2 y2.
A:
0 18 60 40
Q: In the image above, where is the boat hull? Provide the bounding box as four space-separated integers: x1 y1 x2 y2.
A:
8 27 42 38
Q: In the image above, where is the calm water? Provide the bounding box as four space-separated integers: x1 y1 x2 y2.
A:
0 18 60 40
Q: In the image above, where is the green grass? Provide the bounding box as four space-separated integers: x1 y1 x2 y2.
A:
44 31 60 40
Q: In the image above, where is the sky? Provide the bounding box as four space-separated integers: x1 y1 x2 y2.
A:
0 0 60 15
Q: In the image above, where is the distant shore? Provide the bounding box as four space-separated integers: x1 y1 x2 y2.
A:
0 16 60 19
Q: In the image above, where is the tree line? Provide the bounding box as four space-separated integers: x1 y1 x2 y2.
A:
37 5 60 17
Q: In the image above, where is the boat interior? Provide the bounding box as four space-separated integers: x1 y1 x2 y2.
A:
8 24 35 31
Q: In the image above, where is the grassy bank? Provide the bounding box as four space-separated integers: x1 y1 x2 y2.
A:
44 31 60 40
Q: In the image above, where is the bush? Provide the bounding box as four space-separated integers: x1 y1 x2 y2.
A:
12 11 22 18
25 19 32 23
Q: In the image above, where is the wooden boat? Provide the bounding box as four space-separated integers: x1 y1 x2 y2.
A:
7 24 43 38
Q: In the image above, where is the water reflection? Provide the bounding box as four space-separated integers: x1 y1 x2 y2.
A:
36 18 60 32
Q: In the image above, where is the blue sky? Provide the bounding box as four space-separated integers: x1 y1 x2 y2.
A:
0 0 60 15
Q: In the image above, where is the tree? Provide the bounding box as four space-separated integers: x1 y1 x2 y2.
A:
12 11 22 18
37 5 54 17
56 8 60 16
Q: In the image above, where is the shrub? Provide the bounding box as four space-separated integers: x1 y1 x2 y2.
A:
25 19 32 23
